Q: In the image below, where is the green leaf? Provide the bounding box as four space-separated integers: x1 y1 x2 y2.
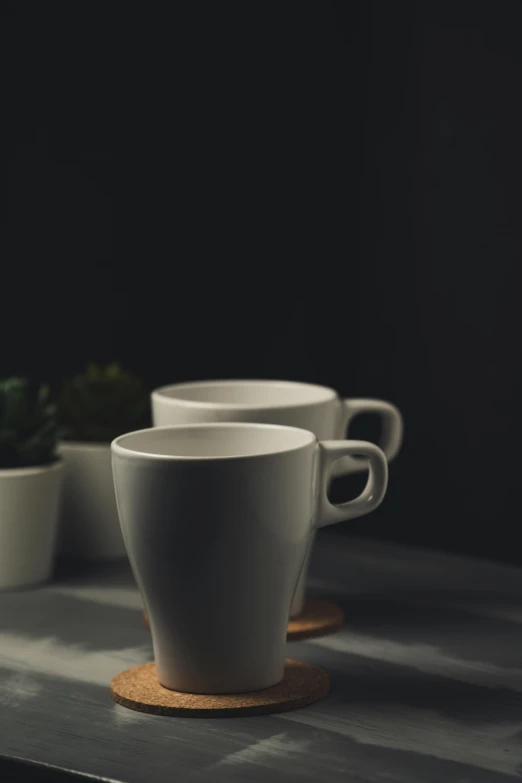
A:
57 363 150 443
0 378 59 468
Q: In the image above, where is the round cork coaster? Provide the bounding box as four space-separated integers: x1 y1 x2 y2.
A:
287 599 345 641
142 599 344 642
110 659 330 717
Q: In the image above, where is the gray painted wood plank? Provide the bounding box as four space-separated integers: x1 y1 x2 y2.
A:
1 532 521 782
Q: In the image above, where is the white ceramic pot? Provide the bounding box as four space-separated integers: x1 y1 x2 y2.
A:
58 442 126 560
0 461 64 590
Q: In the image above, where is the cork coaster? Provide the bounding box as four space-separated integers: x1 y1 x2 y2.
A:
142 599 344 642
110 659 330 717
287 599 345 641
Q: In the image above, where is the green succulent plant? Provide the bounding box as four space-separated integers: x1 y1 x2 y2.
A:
59 363 150 443
0 378 59 469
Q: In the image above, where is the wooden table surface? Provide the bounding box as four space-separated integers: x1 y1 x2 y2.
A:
1 530 522 782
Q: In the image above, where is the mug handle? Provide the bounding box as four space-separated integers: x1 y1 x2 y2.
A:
342 398 404 463
317 440 388 528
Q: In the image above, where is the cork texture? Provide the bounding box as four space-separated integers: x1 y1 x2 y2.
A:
287 599 345 640
143 599 344 642
110 659 330 717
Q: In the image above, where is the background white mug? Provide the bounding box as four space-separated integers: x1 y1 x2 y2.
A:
151 379 403 617
112 423 388 694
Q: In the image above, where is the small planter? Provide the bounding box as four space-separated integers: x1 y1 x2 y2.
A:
58 441 126 560
56 363 150 560
0 461 63 590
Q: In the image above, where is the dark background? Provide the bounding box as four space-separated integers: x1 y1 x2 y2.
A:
5 1 522 564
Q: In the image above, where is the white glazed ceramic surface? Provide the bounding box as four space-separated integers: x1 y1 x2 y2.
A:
0 461 63 590
112 423 388 694
151 380 403 616
59 442 126 560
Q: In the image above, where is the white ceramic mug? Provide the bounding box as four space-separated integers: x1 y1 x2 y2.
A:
151 380 403 617
112 423 388 694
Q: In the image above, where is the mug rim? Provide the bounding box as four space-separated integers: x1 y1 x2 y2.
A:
111 422 317 462
152 379 338 409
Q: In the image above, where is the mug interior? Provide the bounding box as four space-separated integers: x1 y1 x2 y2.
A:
153 380 336 408
113 423 315 460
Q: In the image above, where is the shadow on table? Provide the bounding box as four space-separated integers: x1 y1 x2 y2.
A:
308 586 522 672
325 661 522 725
318 588 522 628
1 755 101 782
